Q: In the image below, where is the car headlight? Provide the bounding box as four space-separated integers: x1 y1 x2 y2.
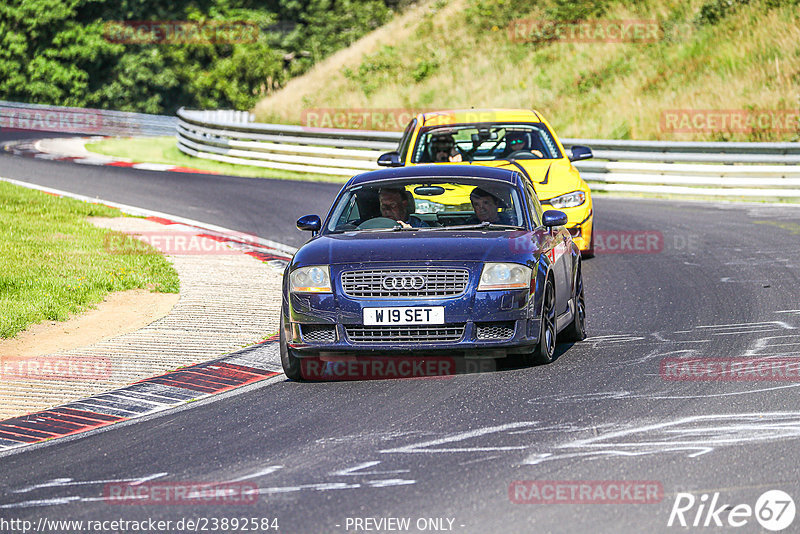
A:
290 266 332 293
546 190 585 209
478 263 532 291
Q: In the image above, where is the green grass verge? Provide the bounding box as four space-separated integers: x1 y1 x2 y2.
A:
86 137 348 183
0 181 180 339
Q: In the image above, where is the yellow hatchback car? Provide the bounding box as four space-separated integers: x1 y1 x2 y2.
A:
378 109 595 256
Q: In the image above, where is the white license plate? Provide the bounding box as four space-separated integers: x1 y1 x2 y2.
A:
363 307 445 326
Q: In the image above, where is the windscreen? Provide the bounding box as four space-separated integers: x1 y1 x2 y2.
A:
411 123 561 163
325 179 526 233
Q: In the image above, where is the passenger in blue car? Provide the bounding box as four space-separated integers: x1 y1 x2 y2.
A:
378 187 429 228
468 187 515 225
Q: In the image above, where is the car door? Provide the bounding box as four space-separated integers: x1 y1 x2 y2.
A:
523 178 569 314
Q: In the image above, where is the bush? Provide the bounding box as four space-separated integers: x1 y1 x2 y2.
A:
0 0 395 113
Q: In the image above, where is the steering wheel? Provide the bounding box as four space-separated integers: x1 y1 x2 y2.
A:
356 217 399 229
506 150 542 160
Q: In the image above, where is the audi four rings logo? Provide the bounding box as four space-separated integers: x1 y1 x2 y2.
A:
382 275 426 290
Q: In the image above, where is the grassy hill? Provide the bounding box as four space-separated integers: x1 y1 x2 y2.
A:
253 0 800 141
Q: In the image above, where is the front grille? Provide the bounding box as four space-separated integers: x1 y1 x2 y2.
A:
341 268 469 298
345 324 466 343
476 321 515 340
300 324 336 343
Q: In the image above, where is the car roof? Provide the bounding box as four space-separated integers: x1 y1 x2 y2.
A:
347 164 522 187
419 109 543 126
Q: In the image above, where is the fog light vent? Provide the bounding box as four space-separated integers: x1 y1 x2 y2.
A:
476 322 515 340
301 324 336 343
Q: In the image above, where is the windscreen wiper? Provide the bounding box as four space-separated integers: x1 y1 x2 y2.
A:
428 221 525 231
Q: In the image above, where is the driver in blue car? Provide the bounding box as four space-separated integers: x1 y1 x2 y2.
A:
378 187 429 228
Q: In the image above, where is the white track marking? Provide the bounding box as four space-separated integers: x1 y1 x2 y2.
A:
697 321 795 330
646 384 800 399
130 163 176 171
11 472 168 493
0 496 82 509
332 461 409 476
366 479 417 488
524 412 800 465
380 422 537 454
257 482 362 494
711 329 782 335
226 466 284 483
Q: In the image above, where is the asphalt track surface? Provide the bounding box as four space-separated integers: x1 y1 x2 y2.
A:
3 131 800 533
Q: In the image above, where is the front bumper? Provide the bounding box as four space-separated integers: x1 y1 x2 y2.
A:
542 203 592 251
285 262 541 356
285 317 541 356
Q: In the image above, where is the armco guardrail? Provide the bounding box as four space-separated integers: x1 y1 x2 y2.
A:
176 108 397 176
0 100 176 137
176 108 800 197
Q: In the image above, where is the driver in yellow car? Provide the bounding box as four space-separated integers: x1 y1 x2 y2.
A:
504 132 544 159
430 134 463 162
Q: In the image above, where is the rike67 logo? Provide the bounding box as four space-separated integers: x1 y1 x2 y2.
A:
668 490 795 531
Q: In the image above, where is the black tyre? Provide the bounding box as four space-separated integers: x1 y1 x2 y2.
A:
280 315 304 380
524 278 557 366
561 265 586 342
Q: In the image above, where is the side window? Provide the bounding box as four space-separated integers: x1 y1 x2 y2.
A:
333 194 358 228
536 125 562 159
398 119 417 163
523 180 543 227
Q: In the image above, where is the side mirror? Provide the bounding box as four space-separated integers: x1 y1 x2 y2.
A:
542 210 568 228
377 151 403 167
297 214 321 234
569 145 593 162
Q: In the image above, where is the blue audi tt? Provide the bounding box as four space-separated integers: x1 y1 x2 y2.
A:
281 165 585 380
